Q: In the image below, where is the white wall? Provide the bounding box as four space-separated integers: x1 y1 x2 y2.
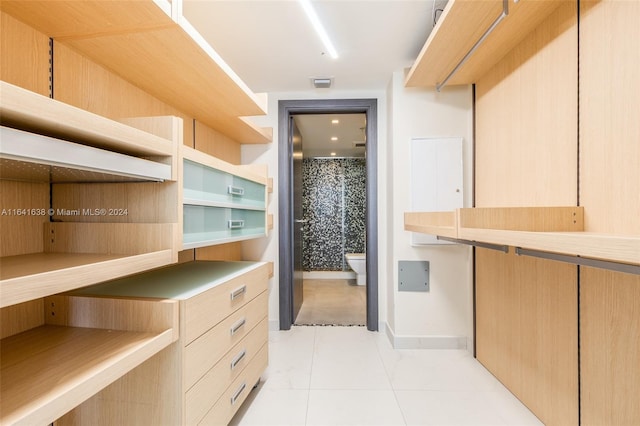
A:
386 70 474 350
241 88 389 332
242 76 473 351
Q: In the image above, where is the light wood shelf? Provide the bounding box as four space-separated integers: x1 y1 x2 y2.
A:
0 325 174 426
405 207 640 266
0 1 272 144
0 81 175 157
405 0 565 88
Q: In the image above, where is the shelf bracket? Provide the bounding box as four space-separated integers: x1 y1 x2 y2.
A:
437 236 509 253
436 0 509 92
515 248 640 276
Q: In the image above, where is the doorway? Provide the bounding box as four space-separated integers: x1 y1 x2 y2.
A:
278 99 378 331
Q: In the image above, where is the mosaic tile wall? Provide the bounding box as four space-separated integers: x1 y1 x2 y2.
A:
302 158 366 271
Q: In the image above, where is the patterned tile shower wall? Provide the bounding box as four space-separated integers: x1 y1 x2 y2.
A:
302 158 366 271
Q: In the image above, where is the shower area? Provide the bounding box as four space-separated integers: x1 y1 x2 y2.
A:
293 113 367 326
302 157 366 273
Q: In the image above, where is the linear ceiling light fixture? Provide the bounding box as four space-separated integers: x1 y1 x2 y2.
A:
298 0 338 59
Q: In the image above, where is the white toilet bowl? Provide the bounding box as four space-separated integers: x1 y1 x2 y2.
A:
345 253 366 286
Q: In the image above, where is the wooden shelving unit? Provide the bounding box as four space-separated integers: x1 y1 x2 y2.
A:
0 296 178 426
0 0 272 144
0 82 181 308
405 207 640 266
405 0 565 88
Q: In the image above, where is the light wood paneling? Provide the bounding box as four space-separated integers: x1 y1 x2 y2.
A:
404 211 458 238
0 299 43 339
475 2 578 207
196 243 243 261
476 249 578 426
194 120 241 165
51 182 178 223
458 207 583 231
0 11 50 95
579 0 640 235
580 267 640 426
51 42 195 148
0 181 49 257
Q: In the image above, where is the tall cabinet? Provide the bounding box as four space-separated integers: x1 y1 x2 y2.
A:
404 0 639 425
0 2 273 425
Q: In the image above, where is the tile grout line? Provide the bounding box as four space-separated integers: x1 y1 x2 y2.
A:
372 330 409 425
304 326 318 425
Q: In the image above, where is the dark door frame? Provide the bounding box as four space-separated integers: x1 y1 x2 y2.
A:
278 98 378 331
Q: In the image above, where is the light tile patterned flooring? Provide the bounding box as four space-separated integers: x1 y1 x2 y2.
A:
294 279 366 326
229 326 544 426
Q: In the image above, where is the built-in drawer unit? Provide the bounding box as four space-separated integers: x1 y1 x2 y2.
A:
63 260 270 425
181 146 268 249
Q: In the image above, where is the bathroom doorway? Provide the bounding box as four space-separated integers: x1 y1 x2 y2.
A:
278 99 378 331
293 113 367 326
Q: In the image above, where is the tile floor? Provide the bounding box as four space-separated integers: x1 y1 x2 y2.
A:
229 326 543 426
294 279 366 326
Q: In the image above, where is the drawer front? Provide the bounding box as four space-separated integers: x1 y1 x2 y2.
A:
183 205 266 248
186 317 268 425
183 264 267 344
198 343 268 426
183 159 266 209
184 291 268 388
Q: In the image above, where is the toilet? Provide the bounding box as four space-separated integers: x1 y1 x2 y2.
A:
345 253 366 286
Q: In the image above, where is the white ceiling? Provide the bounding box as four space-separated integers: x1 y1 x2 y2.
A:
182 0 443 93
295 113 367 158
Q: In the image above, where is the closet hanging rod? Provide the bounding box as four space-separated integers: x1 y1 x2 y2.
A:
437 236 509 253
515 248 640 276
436 0 509 92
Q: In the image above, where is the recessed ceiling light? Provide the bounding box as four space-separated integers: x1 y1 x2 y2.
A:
330 152 336 156
331 119 339 124
331 136 338 141
298 0 338 59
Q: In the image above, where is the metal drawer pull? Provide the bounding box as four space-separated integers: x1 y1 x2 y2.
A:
230 285 247 300
230 318 246 336
230 382 247 405
228 219 245 229
230 349 247 370
228 185 245 196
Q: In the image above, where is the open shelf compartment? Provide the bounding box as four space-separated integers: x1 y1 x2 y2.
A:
0 296 178 425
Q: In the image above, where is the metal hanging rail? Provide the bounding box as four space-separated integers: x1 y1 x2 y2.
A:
436 0 509 92
515 247 640 276
437 236 509 253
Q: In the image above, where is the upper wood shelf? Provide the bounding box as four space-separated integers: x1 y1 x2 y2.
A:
0 1 272 144
0 82 175 157
405 207 640 266
405 0 565 88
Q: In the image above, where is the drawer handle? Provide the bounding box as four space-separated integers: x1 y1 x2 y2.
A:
230 349 247 370
228 185 245 196
228 219 245 229
230 285 247 301
230 382 246 405
230 318 246 336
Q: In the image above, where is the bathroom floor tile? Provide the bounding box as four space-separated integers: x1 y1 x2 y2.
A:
229 385 309 426
295 279 366 325
306 390 405 426
262 327 316 390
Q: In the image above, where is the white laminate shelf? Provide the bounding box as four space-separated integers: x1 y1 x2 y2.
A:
0 126 171 182
405 207 640 266
0 2 272 144
0 325 174 426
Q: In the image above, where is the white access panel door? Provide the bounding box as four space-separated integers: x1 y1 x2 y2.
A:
410 137 464 245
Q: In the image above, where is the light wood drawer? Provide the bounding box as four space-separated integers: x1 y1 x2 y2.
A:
186 317 267 425
183 264 268 343
198 343 268 426
184 290 268 388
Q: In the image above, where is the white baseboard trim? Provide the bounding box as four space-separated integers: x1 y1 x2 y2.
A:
303 271 356 280
384 323 467 350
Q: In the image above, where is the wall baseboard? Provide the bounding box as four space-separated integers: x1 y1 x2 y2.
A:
384 322 467 350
